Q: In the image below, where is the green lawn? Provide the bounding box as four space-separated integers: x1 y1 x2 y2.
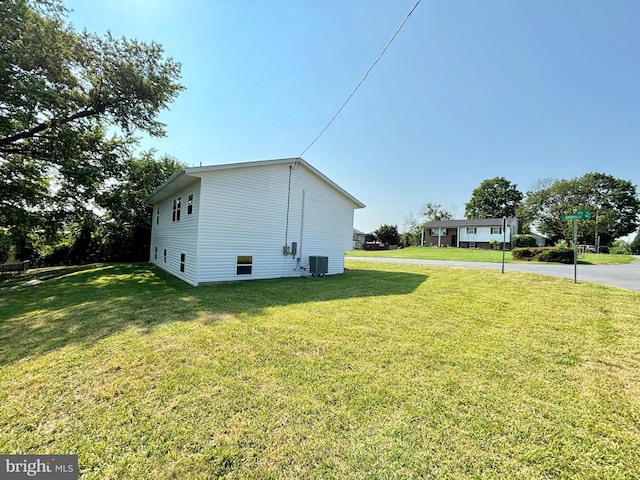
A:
1 262 639 479
347 246 637 265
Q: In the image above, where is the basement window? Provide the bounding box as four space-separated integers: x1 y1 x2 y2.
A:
172 197 181 222
180 253 185 272
187 194 193 215
236 256 253 275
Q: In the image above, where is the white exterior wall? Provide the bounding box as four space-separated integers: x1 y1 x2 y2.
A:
194 163 357 283
149 180 201 286
459 226 512 243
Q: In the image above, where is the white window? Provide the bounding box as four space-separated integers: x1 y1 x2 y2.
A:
172 197 181 222
491 227 502 234
431 228 447 236
466 227 477 234
469 242 476 248
236 256 253 275
187 194 193 215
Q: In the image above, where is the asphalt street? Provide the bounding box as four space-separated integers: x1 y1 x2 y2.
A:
347 256 640 292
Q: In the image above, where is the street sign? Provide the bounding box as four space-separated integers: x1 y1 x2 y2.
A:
561 209 592 283
562 210 591 220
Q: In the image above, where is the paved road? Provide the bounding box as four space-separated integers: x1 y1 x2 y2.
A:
347 256 640 292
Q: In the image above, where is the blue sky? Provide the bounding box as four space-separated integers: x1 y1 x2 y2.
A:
64 0 640 236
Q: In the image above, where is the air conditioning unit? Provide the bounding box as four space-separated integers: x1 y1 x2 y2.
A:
309 256 328 276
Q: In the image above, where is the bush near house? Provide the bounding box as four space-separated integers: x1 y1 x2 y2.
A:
512 247 574 263
511 234 538 248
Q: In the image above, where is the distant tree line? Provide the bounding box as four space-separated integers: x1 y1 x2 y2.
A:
390 173 640 248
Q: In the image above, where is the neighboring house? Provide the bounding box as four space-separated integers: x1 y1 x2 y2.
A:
422 218 521 249
353 229 366 249
147 158 365 285
530 233 549 247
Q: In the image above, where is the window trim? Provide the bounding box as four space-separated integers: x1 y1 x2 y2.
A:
172 197 181 222
236 255 253 276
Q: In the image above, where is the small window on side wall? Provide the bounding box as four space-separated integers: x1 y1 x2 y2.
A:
163 249 167 263
154 246 158 260
180 253 185 272
187 194 193 215
172 197 181 222
156 207 160 225
236 256 253 275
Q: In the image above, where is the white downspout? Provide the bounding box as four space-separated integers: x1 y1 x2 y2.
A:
298 190 305 267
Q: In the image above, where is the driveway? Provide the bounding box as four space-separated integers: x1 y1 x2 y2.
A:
347 256 640 292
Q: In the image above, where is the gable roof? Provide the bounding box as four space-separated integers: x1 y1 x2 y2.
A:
423 218 517 228
146 157 365 208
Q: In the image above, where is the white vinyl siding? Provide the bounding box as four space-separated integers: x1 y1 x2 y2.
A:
459 225 512 243
195 163 356 283
150 181 200 285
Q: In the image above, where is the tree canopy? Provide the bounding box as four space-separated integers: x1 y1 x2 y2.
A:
465 177 523 219
375 224 400 245
421 202 455 222
519 173 640 245
0 0 184 258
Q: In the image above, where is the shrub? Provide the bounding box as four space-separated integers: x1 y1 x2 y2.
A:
512 247 574 263
512 234 538 248
537 247 574 264
512 247 537 260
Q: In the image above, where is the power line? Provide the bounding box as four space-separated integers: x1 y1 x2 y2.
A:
297 0 421 160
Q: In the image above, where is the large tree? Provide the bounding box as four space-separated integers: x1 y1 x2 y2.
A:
421 202 455 222
519 173 640 245
375 224 400 245
465 177 523 219
0 0 183 254
96 152 184 261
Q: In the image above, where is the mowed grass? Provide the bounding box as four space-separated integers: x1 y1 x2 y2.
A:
346 246 636 265
1 262 639 479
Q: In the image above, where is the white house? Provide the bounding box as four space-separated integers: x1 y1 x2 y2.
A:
422 218 521 249
146 158 365 285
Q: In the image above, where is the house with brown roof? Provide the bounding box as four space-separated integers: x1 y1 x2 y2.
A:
422 218 521 249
